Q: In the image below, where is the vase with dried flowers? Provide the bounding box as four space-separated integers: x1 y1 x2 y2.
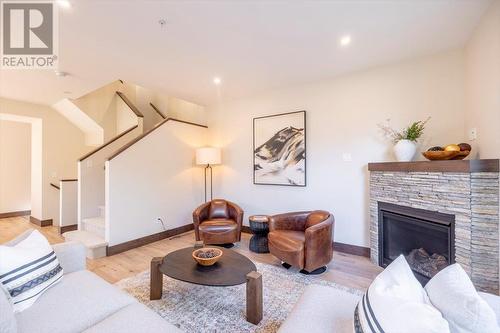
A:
378 117 430 162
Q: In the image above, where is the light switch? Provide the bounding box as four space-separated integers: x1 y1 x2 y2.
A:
342 153 352 162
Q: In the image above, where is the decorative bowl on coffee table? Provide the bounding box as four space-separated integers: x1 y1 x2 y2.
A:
192 247 223 266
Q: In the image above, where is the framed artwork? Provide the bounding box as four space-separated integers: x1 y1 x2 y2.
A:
253 110 306 186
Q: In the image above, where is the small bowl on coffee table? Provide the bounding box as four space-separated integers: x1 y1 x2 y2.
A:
192 247 223 266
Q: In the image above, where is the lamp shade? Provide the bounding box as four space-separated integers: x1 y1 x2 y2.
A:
196 147 221 165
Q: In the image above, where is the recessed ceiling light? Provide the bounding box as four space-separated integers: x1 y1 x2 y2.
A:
57 0 71 9
213 77 221 85
54 70 68 77
339 35 352 47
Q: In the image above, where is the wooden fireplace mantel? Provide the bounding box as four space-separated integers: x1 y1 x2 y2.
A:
368 159 499 173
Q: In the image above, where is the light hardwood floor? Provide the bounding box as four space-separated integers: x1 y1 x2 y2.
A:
0 215 382 290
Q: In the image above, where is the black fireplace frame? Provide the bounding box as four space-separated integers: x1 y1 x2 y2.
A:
378 202 455 269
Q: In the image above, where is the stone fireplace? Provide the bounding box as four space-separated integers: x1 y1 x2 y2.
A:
368 159 499 293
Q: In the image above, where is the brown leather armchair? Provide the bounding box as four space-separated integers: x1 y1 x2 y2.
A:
268 210 334 274
193 199 244 246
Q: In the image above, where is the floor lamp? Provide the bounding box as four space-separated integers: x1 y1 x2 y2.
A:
196 147 221 202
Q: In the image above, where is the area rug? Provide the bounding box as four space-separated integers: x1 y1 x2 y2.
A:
116 262 363 333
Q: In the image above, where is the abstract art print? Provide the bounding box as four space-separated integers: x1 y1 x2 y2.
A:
253 111 306 186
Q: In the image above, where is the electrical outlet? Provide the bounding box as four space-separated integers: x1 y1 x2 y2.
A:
469 128 477 141
156 218 167 231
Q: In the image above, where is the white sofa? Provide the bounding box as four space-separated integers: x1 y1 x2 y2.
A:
1 240 181 333
278 284 500 333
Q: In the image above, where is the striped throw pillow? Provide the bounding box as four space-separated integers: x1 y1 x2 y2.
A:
0 230 63 312
353 255 450 333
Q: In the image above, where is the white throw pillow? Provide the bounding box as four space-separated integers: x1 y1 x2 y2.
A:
0 230 63 312
425 264 499 333
354 255 450 333
0 283 16 333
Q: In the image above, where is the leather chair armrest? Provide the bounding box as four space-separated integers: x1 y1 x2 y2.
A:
227 201 244 240
193 202 211 240
304 216 334 271
269 212 310 232
227 201 244 225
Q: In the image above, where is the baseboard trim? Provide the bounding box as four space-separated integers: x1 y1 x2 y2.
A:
242 225 369 258
29 216 53 227
59 224 78 234
106 223 194 256
241 225 252 234
0 210 31 219
334 242 370 258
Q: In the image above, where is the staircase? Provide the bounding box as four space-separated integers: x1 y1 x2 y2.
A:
63 205 107 259
53 81 207 259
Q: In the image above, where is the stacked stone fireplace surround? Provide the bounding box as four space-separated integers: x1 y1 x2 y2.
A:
368 160 500 294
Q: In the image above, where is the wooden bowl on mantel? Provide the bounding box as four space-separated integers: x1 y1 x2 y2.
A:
450 150 470 160
422 150 470 161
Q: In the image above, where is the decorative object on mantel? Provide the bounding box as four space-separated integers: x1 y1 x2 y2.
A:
422 143 471 161
253 110 306 186
378 117 430 162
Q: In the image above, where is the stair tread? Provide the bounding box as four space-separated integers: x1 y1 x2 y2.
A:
82 216 105 226
63 230 107 248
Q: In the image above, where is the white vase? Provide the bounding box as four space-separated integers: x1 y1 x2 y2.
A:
393 139 417 162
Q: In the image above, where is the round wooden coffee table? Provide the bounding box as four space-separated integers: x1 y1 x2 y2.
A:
150 246 263 324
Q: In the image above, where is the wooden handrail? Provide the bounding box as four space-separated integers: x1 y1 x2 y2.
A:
78 125 139 161
116 91 144 118
150 103 166 119
108 118 207 161
50 183 60 190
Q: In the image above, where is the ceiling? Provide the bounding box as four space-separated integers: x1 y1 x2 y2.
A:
0 0 493 107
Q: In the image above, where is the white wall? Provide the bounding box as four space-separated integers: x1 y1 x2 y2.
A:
116 96 140 133
52 99 104 146
464 0 500 159
59 180 77 227
30 119 43 221
106 121 207 246
135 85 164 131
73 81 120 141
78 126 142 224
0 120 31 214
0 98 88 221
135 85 207 128
207 50 467 247
167 97 206 126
